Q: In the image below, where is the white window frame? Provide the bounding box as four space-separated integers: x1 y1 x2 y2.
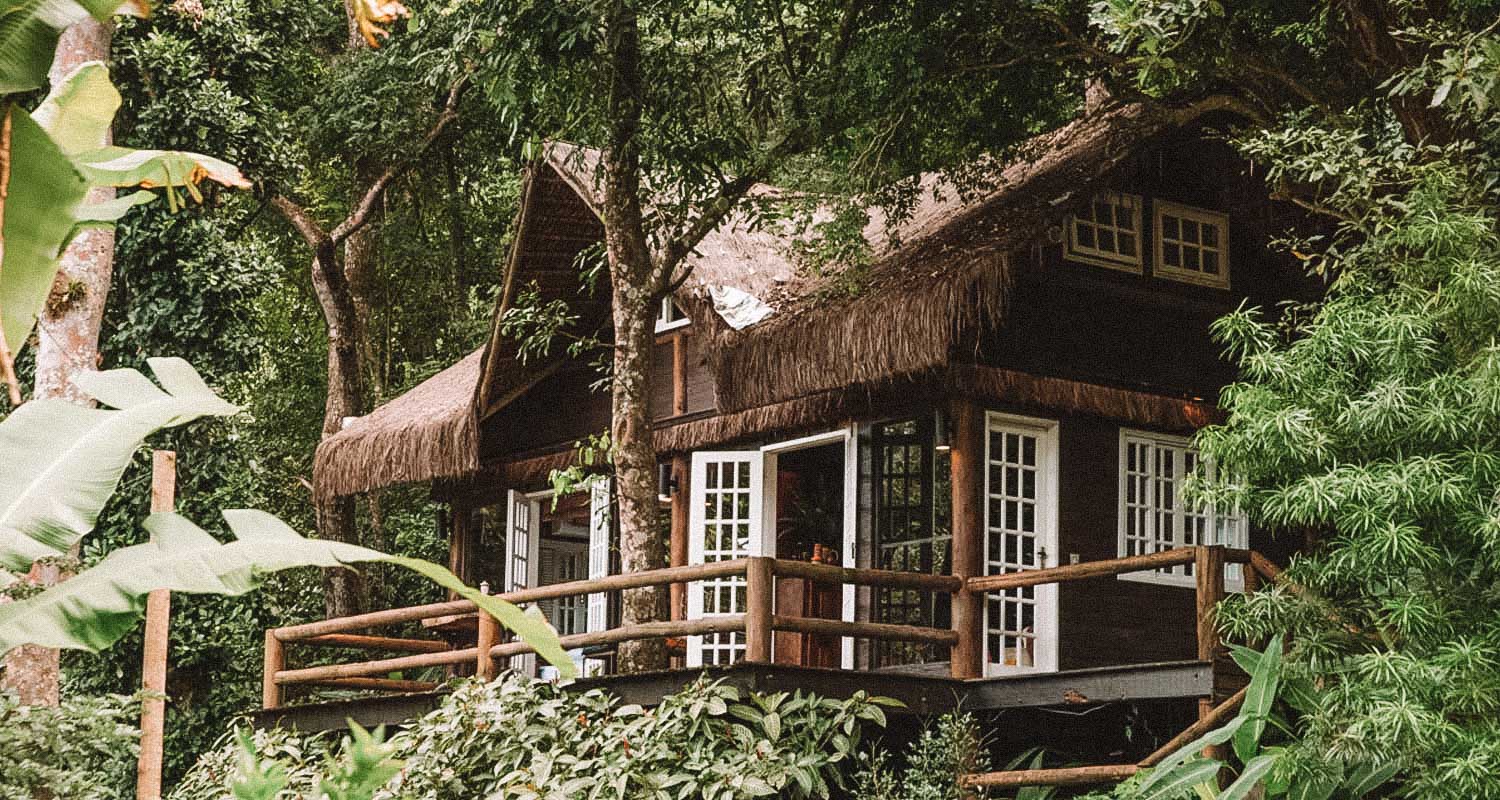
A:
1153 201 1230 289
1116 429 1245 589
1065 191 1144 273
655 296 690 333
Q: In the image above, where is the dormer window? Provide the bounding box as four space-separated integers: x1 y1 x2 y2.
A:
656 297 689 333
1154 201 1229 288
1066 191 1143 272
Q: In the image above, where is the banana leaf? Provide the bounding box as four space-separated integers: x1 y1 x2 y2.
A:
0 104 88 358
0 0 138 94
0 357 238 571
0 510 577 678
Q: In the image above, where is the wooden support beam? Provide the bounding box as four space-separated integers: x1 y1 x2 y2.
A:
745 558 774 663
1195 544 1228 766
137 450 175 800
962 764 1140 788
949 397 983 680
671 333 687 416
669 454 690 621
968 548 1197 592
299 634 449 653
1139 685 1248 767
770 616 959 646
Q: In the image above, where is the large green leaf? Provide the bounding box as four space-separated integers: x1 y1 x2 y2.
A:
1219 754 1278 800
73 145 250 192
1139 759 1224 800
31 60 117 154
0 510 576 679
0 0 137 94
1136 716 1245 795
0 357 238 571
0 105 88 359
1233 635 1283 764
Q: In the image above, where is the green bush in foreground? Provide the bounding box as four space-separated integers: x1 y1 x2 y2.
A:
173 674 895 800
0 691 140 800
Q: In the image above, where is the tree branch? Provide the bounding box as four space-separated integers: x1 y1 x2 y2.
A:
330 76 468 244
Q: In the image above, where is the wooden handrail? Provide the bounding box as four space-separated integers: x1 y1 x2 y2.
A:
275 598 478 641
494 559 751 605
489 615 747 659
275 647 478 684
299 634 449 653
771 560 963 592
967 548 1196 592
962 764 1141 788
770 615 959 646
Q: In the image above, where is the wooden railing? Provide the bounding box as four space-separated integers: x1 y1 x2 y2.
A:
262 557 961 708
263 546 1281 724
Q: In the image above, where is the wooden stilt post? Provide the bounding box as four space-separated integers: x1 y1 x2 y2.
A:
745 557 773 663
1195 544 1228 765
669 454 690 621
949 398 984 680
136 450 175 800
262 630 284 709
475 585 500 681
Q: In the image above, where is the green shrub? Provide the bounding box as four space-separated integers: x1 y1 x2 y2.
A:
0 691 140 800
175 674 894 800
850 711 990 800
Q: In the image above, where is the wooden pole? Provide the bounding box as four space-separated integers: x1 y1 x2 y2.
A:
1195 544 1228 767
745 557 773 662
949 398 983 680
475 589 500 681
962 764 1140 788
262 630 284 709
136 450 175 800
669 454 690 621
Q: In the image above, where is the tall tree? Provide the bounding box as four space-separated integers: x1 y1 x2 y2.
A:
474 0 1089 670
1 18 115 708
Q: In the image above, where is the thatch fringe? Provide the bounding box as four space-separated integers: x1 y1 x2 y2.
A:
949 365 1223 432
711 254 1011 412
313 350 484 500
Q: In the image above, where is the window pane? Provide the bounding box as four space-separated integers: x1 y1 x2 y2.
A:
1162 215 1180 240
1164 244 1181 267
1184 247 1201 271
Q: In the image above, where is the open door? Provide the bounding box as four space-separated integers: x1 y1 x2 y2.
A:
505 489 541 674
686 451 765 667
982 414 1059 675
585 477 611 675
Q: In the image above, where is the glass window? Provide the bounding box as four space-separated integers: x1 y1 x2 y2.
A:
1154 202 1230 288
1066 191 1143 272
655 296 689 332
1119 430 1246 587
871 418 952 667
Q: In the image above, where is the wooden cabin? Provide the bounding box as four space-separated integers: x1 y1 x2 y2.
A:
262 102 1314 784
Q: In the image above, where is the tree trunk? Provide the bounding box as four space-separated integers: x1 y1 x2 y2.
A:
345 159 382 399
0 18 113 707
602 0 669 672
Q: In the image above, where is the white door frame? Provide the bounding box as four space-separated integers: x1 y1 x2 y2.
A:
686 450 766 667
982 411 1060 676
506 489 551 675
760 426 858 669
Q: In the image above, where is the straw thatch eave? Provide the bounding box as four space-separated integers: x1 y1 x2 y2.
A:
313 348 485 500
713 100 1245 412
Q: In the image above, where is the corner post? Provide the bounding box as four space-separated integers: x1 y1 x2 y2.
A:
476 587 500 681
262 630 284 710
669 454 691 621
949 398 984 680
1195 545 1227 728
745 557 774 663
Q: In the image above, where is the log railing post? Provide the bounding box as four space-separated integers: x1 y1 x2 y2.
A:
262 630 284 709
476 589 500 681
1195 544 1228 767
949 398 984 680
745 557 773 663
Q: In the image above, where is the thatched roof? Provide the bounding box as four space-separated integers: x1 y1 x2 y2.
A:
315 100 1239 500
313 348 483 500
712 99 1243 411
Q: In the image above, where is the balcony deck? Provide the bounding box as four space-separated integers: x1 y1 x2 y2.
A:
252 659 1214 733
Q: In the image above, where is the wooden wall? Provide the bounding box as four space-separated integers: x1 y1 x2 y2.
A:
980 131 1317 401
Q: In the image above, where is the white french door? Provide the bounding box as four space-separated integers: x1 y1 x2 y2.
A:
585 477 611 675
505 489 542 674
983 413 1059 675
686 451 765 667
